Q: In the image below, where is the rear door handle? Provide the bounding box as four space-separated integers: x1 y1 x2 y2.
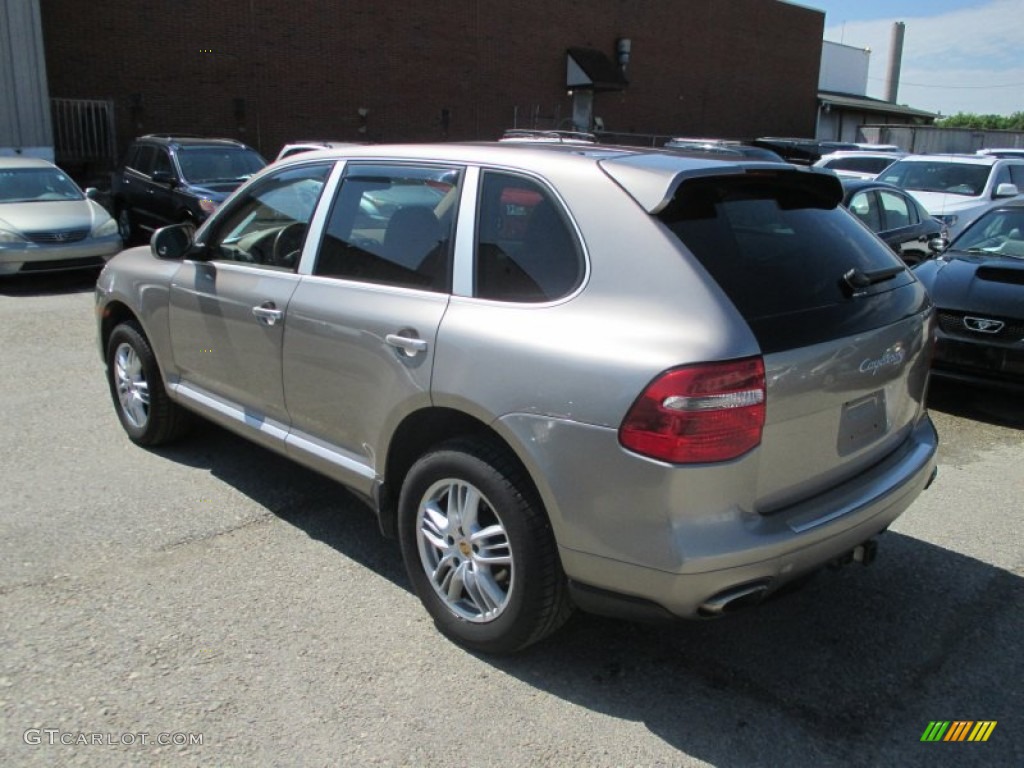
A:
252 302 283 326
386 333 428 356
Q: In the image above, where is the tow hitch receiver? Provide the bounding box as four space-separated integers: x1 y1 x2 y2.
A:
829 539 878 569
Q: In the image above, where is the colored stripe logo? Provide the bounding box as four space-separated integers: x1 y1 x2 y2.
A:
921 721 997 742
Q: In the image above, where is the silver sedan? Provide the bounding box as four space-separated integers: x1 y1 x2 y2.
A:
0 156 121 275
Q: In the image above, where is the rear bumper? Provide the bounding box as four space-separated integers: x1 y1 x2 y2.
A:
501 412 938 620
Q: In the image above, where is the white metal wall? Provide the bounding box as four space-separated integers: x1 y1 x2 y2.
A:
0 0 53 159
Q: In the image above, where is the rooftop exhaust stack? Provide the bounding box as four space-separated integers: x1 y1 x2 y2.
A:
885 22 906 103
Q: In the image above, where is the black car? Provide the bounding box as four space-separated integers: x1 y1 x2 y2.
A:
111 135 266 243
842 179 945 266
913 199 1024 391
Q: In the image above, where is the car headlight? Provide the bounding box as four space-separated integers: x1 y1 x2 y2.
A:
936 214 958 228
92 218 119 238
0 228 28 245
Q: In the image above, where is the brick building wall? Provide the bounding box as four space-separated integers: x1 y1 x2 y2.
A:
39 0 824 160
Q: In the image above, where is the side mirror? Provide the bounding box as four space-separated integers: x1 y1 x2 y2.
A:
150 223 194 260
994 182 1019 198
928 236 949 254
84 187 99 199
151 169 176 186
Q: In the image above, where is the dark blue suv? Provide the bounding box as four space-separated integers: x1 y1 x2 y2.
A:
111 135 266 244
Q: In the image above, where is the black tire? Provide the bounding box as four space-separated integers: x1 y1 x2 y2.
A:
398 438 573 654
105 322 191 446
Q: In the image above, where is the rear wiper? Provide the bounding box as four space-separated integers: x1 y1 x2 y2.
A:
841 265 904 294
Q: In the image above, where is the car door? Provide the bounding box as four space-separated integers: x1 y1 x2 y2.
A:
121 144 158 232
281 161 460 493
167 163 333 447
878 189 930 264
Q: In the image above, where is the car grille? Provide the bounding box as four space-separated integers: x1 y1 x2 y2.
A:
25 229 90 244
935 339 1024 379
937 310 1024 342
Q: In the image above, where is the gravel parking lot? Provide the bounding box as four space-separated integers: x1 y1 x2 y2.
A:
1 269 1021 767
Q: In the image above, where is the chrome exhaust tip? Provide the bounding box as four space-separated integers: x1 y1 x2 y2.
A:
697 581 771 617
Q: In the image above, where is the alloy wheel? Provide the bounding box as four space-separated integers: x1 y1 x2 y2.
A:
113 342 150 429
416 478 514 622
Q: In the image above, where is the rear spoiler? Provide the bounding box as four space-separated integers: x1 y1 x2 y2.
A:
599 154 843 214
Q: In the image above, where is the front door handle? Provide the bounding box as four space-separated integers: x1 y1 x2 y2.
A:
252 302 283 326
386 333 428 356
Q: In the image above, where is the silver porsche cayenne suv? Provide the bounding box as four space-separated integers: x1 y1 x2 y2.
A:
96 142 938 653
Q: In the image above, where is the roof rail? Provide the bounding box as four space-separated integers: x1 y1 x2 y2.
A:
138 133 246 146
499 129 598 144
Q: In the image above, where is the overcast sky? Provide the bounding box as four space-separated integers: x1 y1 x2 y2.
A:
796 0 1024 116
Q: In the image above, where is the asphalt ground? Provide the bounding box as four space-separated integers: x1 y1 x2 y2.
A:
1 269 1021 767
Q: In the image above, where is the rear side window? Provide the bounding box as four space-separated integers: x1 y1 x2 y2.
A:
659 174 922 351
314 163 460 292
474 172 583 302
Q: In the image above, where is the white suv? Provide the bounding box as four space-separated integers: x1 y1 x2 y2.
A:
878 154 1024 236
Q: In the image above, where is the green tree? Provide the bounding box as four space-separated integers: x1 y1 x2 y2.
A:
936 112 1024 130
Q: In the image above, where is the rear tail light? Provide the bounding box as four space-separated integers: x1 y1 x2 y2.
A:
619 357 766 463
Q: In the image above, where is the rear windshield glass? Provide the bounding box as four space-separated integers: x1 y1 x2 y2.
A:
658 174 923 350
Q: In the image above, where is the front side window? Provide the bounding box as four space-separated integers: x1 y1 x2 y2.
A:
132 145 156 175
202 164 332 270
848 191 881 231
878 190 914 229
152 149 173 177
314 164 460 292
474 172 583 302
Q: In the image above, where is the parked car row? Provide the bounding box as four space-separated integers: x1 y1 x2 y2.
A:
877 152 1024 237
